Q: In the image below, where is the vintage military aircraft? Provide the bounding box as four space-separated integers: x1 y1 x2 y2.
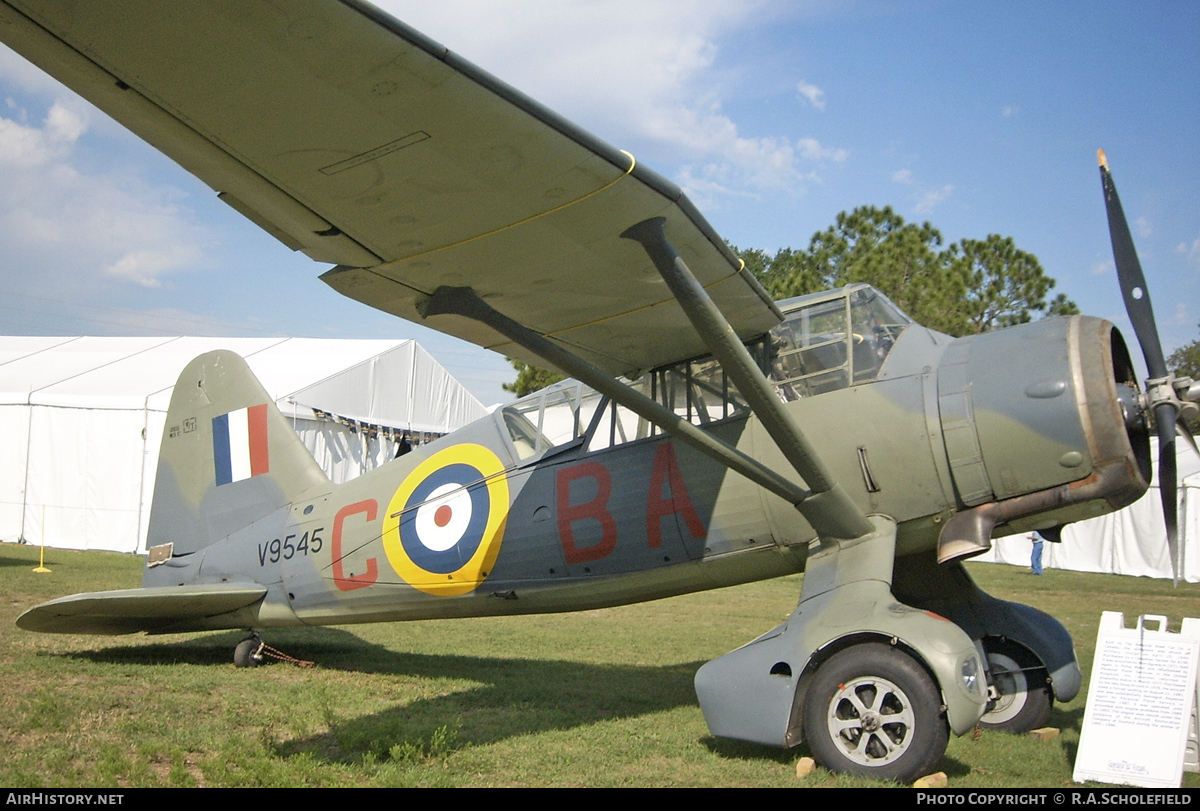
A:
4 0 1196 783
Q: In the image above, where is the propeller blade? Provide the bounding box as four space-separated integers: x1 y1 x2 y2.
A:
1098 149 1168 380
1175 418 1197 585
1100 150 1180 585
1157 402 1180 585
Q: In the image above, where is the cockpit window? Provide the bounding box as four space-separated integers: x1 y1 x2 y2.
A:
500 288 914 459
769 285 911 400
585 349 755 453
498 287 908 460
500 380 604 460
498 338 763 460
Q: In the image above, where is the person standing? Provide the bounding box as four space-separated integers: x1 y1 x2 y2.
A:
1028 531 1044 575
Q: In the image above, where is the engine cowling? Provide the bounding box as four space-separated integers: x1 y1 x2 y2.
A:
935 315 1150 561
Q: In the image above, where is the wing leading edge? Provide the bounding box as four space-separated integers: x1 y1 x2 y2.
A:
0 0 780 376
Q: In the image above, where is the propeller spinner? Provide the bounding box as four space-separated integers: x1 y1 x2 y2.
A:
1098 149 1199 584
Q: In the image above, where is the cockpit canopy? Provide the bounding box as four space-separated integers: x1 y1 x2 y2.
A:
769 283 912 400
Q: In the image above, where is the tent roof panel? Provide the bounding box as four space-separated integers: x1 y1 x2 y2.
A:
0 336 83 368
0 338 483 431
0 337 183 405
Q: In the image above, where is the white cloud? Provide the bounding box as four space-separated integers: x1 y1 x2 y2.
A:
1177 237 1200 267
673 134 842 207
105 246 201 288
796 137 847 162
915 184 954 213
1002 105 1018 117
45 103 87 143
893 166 953 212
0 101 82 166
1173 301 1189 327
1092 258 1114 276
674 165 756 209
1135 216 1152 238
375 1 838 203
797 80 826 111
0 100 205 292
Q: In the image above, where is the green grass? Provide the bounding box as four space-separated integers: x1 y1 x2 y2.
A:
3 541 1200 787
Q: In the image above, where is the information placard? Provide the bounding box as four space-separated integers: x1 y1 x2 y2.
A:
1073 612 1200 788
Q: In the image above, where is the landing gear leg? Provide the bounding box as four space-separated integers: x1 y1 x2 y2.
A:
695 517 987 784
234 633 264 668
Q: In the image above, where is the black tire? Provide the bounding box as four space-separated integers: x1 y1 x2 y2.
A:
802 643 949 783
979 640 1051 733
234 638 262 668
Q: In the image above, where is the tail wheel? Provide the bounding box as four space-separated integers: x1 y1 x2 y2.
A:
234 636 264 668
980 640 1051 732
802 643 949 782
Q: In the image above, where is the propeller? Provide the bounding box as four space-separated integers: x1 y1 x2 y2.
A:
1098 149 1199 584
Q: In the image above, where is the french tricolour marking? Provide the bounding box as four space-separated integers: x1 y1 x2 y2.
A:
212 404 269 486
382 443 509 596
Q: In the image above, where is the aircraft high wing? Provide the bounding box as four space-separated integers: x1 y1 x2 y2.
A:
0 0 778 377
5 0 1196 784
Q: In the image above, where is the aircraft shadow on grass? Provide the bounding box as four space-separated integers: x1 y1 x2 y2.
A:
61 627 794 762
59 628 1083 772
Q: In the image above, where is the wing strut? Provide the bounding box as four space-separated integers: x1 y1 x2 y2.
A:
422 217 874 542
622 218 874 541
420 287 812 508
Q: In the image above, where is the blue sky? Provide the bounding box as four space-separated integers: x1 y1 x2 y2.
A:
1 1 1197 406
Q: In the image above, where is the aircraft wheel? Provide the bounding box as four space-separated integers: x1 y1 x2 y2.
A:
803 643 948 783
234 637 263 668
980 641 1051 733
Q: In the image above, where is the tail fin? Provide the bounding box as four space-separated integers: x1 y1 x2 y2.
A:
147 350 329 557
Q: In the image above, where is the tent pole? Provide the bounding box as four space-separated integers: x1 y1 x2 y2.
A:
19 387 34 543
135 397 151 553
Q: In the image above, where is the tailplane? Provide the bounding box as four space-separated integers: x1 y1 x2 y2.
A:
17 351 328 635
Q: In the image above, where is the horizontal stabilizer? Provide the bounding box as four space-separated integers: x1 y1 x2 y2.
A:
16 583 267 635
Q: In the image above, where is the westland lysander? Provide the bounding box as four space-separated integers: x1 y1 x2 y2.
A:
5 1 1193 781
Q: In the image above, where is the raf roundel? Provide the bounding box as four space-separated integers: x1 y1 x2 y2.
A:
382 444 509 596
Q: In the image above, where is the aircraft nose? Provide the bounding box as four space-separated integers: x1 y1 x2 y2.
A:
934 315 1150 562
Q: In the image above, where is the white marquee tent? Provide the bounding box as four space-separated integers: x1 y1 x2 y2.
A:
0 336 487 554
982 441 1200 582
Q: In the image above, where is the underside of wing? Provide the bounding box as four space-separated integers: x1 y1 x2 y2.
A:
0 0 780 375
16 583 268 635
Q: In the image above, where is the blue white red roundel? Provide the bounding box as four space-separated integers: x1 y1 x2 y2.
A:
382 444 509 596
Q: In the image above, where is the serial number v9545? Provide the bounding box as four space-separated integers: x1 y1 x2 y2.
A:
258 529 325 566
